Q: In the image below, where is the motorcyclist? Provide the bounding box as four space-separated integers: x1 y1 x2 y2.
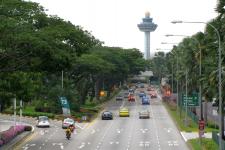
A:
69 124 75 133
65 126 71 139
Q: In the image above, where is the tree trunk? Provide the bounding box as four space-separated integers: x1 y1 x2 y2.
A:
80 88 88 105
89 87 95 102
95 79 100 100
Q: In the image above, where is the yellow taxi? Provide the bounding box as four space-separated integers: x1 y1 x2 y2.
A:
119 107 129 117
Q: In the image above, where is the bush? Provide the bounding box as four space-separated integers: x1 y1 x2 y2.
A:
35 101 50 113
1 127 16 143
207 121 219 129
23 111 54 118
71 103 80 112
13 125 25 134
0 139 3 146
24 126 32 131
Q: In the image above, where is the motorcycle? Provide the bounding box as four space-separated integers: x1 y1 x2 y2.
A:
66 130 71 140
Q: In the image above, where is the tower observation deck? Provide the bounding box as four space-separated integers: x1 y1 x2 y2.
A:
138 12 157 59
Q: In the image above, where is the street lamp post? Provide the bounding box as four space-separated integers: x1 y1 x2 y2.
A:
172 20 222 150
185 69 188 126
172 63 174 93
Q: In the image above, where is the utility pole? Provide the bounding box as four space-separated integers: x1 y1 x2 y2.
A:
61 70 64 89
13 98 16 128
19 100 23 124
185 69 188 126
176 56 179 116
172 63 174 93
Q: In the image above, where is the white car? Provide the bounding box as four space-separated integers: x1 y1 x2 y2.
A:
36 116 50 128
62 118 75 129
139 110 150 119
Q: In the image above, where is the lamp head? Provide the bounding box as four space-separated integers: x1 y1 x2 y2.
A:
165 34 173 37
171 20 183 24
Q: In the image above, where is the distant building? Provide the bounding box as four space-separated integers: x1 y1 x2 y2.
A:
138 12 157 59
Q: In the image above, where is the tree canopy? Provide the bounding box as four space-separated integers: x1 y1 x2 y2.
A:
0 0 147 112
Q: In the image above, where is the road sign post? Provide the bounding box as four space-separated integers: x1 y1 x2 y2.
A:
199 119 205 137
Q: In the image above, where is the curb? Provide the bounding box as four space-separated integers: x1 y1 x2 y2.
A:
180 132 188 142
13 125 35 150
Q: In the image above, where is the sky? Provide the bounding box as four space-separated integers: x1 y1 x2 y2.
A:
29 0 217 57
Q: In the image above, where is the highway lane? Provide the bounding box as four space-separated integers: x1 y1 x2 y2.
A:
14 88 189 150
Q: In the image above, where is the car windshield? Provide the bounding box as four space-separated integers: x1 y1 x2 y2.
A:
38 116 48 121
141 110 149 113
103 112 111 115
64 119 74 123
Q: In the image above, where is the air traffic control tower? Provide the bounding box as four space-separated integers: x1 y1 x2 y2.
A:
138 12 157 59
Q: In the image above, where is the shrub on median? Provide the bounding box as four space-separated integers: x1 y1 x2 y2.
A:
22 111 55 119
24 126 32 131
0 125 32 146
0 139 3 147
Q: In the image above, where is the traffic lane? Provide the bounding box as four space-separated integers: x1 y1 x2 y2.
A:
150 101 189 150
18 123 68 150
97 102 138 150
65 117 115 150
63 95 126 149
127 101 159 150
129 118 160 150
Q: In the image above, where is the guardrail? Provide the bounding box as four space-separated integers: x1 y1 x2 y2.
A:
212 131 225 148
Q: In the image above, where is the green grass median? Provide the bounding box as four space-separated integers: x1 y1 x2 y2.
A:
187 138 218 150
164 101 219 149
163 102 218 132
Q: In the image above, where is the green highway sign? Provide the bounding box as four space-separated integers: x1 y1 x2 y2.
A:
59 96 71 116
182 93 199 107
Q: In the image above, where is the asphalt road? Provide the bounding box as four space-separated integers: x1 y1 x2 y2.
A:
14 88 189 150
0 120 15 131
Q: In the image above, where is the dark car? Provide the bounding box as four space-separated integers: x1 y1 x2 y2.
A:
140 84 145 88
128 88 134 93
123 92 129 98
139 92 146 98
102 111 113 120
142 96 150 105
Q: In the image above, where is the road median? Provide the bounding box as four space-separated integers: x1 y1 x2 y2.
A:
1 125 34 150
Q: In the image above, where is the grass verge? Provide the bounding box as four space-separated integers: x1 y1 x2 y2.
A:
187 138 218 150
163 102 218 132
